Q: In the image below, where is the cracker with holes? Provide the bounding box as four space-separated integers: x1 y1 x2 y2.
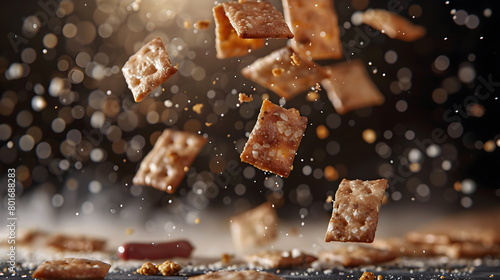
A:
282 0 342 60
240 99 307 177
359 9 426 42
122 37 178 102
32 258 111 280
242 47 328 99
213 4 265 59
245 249 317 269
321 60 384 115
318 245 398 267
188 270 285 280
230 202 278 251
133 129 207 193
325 179 388 243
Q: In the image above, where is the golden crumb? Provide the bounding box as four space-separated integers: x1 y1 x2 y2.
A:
306 91 320 102
194 20 210 30
221 253 233 265
272 68 285 77
193 103 204 114
325 195 334 203
316 124 329 140
124 227 135 235
440 276 445 279
324 166 338 181
377 275 384 280
359 271 376 280
157 260 182 276
238 93 253 103
137 262 159 275
362 129 377 144
205 122 213 127
184 20 192 29
290 53 301 66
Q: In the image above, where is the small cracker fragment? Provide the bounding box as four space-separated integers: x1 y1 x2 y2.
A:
194 20 210 30
32 258 111 280
321 60 384 115
318 245 398 267
359 272 376 280
193 103 204 114
282 0 343 60
238 93 253 103
245 249 317 269
222 1 293 39
136 262 159 276
122 37 178 102
240 99 307 177
133 129 207 193
325 179 388 243
360 9 426 41
242 47 328 100
188 270 285 280
230 202 278 251
213 4 265 59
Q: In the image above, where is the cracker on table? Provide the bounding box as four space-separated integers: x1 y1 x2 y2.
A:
325 179 388 243
360 9 426 42
213 4 264 59
372 237 437 257
318 245 398 267
240 99 307 177
32 258 111 280
241 47 328 100
245 249 317 269
46 234 106 252
230 202 278 251
321 59 384 115
132 129 207 193
282 0 342 60
122 37 178 102
222 0 293 39
188 270 285 280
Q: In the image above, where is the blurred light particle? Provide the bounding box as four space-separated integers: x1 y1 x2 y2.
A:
458 63 476 83
326 140 340 156
69 68 85 84
361 129 377 144
17 110 33 127
98 23 113 38
52 194 64 207
391 191 402 201
441 160 452 171
49 77 69 97
71 105 85 119
22 16 41 37
426 144 441 158
326 113 341 129
453 10 468 26
323 166 338 181
75 21 97 45
302 165 312 176
483 140 496 152
441 77 461 93
432 88 448 104
416 184 430 199
383 130 393 139
43 33 58 48
51 117 66 133
405 130 415 140
5 63 26 80
434 55 450 72
36 142 52 159
483 8 492 18
460 196 473 208
89 180 102 194
466 103 485 117
90 148 106 162
408 4 423 18
461 179 476 194
447 122 463 139
82 201 94 214
384 50 398 64
62 23 77 38
76 52 91 68
0 124 12 141
21 48 37 64
118 111 139 132
243 166 256 179
408 148 423 163
465 14 480 29
375 142 392 158
19 134 35 152
316 125 329 140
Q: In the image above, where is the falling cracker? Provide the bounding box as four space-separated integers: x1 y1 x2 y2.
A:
360 9 426 42
242 47 328 100
238 93 253 103
240 99 307 178
32 258 111 280
132 129 207 193
325 179 388 243
230 202 278 251
193 19 210 30
122 37 178 102
222 0 293 39
282 0 343 60
321 59 384 115
213 4 265 59
245 249 317 269
318 244 398 267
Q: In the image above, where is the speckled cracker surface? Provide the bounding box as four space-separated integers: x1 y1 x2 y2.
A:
133 129 207 193
360 9 426 41
318 245 398 267
325 179 388 243
282 0 342 60
213 4 265 59
122 37 178 102
222 1 293 39
322 60 384 115
32 258 111 280
245 249 317 269
240 99 307 177
188 270 285 280
230 202 278 251
242 47 327 99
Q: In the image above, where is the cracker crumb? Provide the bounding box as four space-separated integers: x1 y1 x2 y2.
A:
272 68 285 77
316 124 329 140
377 275 384 280
137 262 159 276
290 52 301 66
184 20 192 29
221 253 233 265
239 93 253 103
124 227 135 235
194 20 210 30
157 260 182 276
205 122 213 127
359 271 376 280
193 103 204 114
326 195 333 203
306 91 319 102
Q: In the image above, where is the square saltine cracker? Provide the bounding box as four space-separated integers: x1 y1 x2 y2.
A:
282 0 342 60
230 202 278 251
242 47 328 100
325 179 388 243
240 99 307 178
122 37 178 102
321 59 384 115
359 9 426 42
133 129 207 193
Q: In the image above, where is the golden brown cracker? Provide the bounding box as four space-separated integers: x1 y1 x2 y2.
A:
360 9 426 41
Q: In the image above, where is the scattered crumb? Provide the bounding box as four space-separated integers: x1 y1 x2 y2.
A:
238 93 253 103
205 122 213 127
359 271 376 280
157 260 182 276
377 275 384 280
124 228 135 236
306 91 320 102
288 227 299 236
193 103 204 114
324 166 338 181
440 276 446 279
221 253 233 265
272 68 285 77
290 53 301 66
194 20 210 30
137 262 159 276
194 218 201 224
316 124 329 140
184 20 192 29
